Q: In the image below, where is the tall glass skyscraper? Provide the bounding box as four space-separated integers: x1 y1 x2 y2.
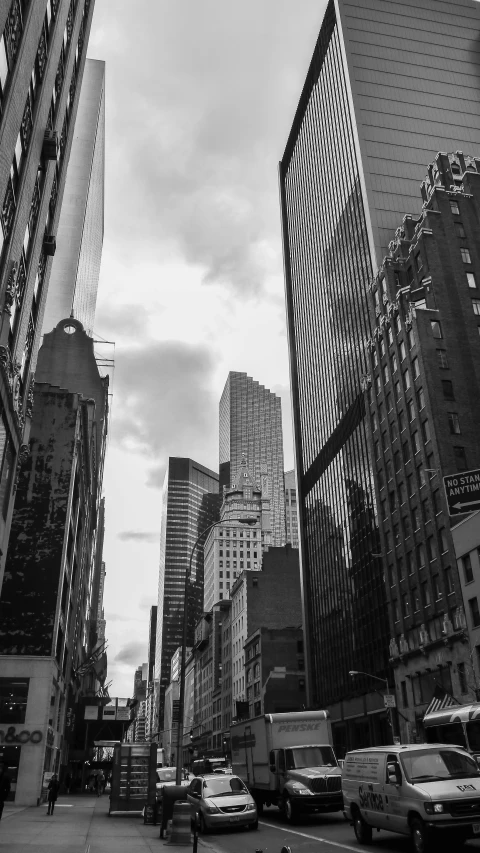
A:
155 458 220 734
42 58 105 336
219 372 286 546
279 0 480 749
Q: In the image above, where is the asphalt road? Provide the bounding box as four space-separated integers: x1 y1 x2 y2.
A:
198 806 480 853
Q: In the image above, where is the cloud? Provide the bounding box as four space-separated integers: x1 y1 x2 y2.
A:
118 530 159 543
90 0 325 296
109 339 218 483
114 641 147 665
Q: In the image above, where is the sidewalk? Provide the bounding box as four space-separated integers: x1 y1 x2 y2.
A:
0 794 195 852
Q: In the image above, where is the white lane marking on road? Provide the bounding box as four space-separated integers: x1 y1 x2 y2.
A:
258 820 361 852
85 845 91 853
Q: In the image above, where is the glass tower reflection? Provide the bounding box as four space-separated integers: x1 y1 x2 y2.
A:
279 4 389 711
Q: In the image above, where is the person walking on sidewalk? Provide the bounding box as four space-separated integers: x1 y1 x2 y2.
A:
47 774 60 815
0 763 11 821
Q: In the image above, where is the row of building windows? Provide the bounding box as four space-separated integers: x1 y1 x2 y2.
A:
218 529 258 538
218 550 258 558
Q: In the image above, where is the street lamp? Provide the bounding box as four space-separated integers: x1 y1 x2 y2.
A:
175 514 258 784
349 670 398 741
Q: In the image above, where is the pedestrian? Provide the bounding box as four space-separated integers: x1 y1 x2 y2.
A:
64 772 72 794
0 762 11 821
47 774 60 815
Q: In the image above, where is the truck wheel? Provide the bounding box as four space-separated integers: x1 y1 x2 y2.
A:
255 798 264 816
352 809 372 844
410 818 432 853
283 796 298 824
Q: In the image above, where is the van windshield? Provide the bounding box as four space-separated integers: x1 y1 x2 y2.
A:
401 749 480 783
286 747 337 769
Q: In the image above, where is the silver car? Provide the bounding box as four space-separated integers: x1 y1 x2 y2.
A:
187 773 258 832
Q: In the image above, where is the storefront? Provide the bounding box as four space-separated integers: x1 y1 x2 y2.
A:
0 656 63 805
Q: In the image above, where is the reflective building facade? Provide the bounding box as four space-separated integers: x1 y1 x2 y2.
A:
219 371 286 546
0 0 97 593
42 57 105 335
155 458 220 735
280 0 480 750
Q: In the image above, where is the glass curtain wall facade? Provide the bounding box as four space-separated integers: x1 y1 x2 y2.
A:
42 57 105 336
155 458 220 734
279 2 389 713
219 371 286 546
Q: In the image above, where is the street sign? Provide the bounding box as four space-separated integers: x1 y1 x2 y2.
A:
443 469 480 516
384 694 396 708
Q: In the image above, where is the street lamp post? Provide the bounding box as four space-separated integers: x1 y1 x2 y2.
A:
175 514 258 784
349 669 398 742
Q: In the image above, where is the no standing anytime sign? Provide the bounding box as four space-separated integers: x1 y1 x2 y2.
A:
443 468 480 516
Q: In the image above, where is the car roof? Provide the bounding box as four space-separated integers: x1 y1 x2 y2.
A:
346 744 468 755
197 773 241 780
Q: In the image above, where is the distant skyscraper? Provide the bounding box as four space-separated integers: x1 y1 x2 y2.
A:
219 372 285 546
155 458 220 734
284 470 298 548
42 58 105 335
279 0 480 747
203 456 272 612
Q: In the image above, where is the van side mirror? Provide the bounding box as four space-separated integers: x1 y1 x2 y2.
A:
387 763 402 785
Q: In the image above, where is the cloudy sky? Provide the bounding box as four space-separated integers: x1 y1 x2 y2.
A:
87 0 328 697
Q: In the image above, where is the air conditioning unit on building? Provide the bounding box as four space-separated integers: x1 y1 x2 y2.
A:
43 235 56 256
42 129 58 161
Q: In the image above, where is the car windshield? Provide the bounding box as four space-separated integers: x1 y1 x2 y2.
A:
286 746 337 769
401 749 480 782
157 768 176 782
203 776 248 797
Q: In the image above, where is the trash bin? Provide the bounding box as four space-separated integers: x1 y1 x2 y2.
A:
159 786 189 838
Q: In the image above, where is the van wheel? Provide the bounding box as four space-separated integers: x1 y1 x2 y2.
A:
410 818 432 853
283 796 298 824
353 809 372 844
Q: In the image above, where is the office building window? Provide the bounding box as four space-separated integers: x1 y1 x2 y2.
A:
412 357 420 379
436 349 448 369
422 582 431 606
392 353 398 374
407 399 415 421
455 222 466 238
422 419 430 442
0 678 29 723
461 248 472 264
417 388 425 410
442 380 455 400
399 410 406 432
473 298 480 315
458 662 468 694
434 576 443 600
462 553 474 584
427 537 437 561
470 597 480 628
467 271 477 288
404 369 411 390
448 413 461 434
399 341 406 361
450 200 460 215
408 328 415 348
402 593 410 618
412 431 420 454
417 543 426 567
440 530 448 553
454 446 468 471
445 568 454 595
430 320 442 339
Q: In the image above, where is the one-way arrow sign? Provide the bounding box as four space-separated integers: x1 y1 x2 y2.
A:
443 469 480 517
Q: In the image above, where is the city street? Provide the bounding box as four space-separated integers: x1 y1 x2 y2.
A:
201 807 480 853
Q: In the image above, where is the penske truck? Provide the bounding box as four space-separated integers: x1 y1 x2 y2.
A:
230 710 343 823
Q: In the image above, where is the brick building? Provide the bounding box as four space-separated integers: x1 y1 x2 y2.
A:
367 152 480 742
244 627 305 719
0 0 96 594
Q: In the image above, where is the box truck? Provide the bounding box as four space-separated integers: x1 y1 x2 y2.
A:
230 711 343 823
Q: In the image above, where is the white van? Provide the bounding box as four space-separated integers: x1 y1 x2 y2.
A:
342 743 480 852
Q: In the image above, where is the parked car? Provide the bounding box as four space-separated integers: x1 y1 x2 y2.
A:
186 773 258 832
156 767 192 800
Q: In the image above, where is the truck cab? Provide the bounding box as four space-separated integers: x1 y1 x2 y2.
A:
269 743 343 821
